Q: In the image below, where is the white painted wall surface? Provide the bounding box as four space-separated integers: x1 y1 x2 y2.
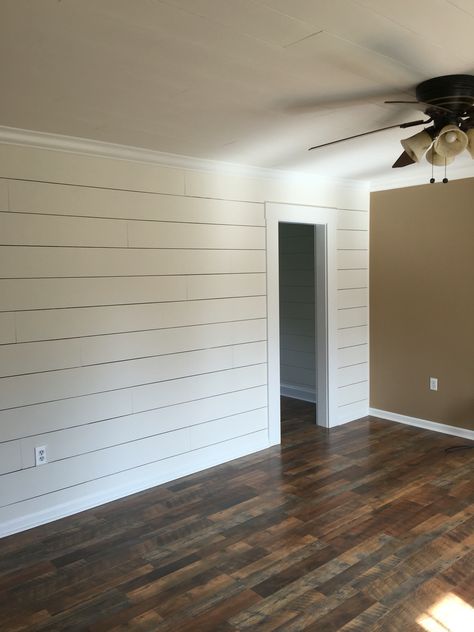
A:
0 143 369 537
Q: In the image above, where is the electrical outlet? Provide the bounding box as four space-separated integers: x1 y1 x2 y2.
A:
35 445 47 466
429 377 438 391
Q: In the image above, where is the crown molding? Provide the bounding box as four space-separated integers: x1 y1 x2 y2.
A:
0 125 367 189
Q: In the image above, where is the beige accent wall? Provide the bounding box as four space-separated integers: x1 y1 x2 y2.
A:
370 177 474 430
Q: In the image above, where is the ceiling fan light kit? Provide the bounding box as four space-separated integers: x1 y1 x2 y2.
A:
425 146 455 166
465 128 474 158
433 124 468 158
401 130 433 162
308 74 474 183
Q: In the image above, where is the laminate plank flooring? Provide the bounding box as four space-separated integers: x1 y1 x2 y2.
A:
1 398 473 631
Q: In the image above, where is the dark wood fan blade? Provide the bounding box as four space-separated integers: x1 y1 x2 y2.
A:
308 120 426 151
385 100 419 104
392 151 416 168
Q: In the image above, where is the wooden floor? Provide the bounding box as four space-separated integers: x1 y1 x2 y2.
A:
1 398 473 631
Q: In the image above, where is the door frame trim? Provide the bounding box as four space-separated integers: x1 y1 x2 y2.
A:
265 203 338 445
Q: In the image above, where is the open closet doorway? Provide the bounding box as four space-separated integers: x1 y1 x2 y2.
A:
266 203 337 446
279 222 327 429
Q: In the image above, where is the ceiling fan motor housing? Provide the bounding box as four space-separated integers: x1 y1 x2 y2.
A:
416 74 474 117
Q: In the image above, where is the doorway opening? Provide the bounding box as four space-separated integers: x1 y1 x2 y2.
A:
266 203 337 445
279 222 327 429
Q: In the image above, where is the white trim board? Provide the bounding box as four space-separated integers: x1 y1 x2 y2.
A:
266 203 338 445
0 433 270 539
369 408 474 441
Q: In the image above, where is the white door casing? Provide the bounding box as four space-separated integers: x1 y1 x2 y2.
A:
265 203 338 445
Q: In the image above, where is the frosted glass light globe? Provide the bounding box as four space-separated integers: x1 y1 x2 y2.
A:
445 131 458 143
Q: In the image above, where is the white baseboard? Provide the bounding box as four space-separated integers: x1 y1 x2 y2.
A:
0 432 270 539
369 408 474 440
281 383 316 403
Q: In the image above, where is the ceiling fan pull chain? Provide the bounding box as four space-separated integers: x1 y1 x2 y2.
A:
443 157 449 183
430 159 435 184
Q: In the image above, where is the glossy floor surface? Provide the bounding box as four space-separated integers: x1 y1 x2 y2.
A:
1 398 473 631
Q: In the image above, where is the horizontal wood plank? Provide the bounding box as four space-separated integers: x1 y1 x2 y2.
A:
0 365 267 442
127 222 265 250
8 179 265 225
15 296 267 342
0 246 266 278
0 212 128 247
337 269 368 289
338 307 368 329
338 344 369 368
337 229 369 250
0 319 266 377
337 326 369 348
19 387 268 468
0 342 267 409
337 288 368 309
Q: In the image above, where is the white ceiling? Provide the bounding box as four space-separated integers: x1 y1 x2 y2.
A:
1 0 473 184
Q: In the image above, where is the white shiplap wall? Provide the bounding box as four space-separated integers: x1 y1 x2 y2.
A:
336 212 370 423
0 143 369 536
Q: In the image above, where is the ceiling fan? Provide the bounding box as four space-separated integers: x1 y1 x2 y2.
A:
308 74 474 176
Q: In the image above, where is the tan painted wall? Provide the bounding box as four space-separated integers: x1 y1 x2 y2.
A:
370 177 474 430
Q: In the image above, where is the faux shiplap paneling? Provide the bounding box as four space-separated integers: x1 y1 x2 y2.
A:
127 221 265 249
0 431 270 535
0 329 266 411
0 273 265 311
0 146 186 195
131 363 267 415
337 363 368 387
184 169 369 211
0 245 265 278
0 442 21 476
0 212 128 247
338 344 369 368
0 319 266 377
336 209 369 230
337 325 369 349
8 178 265 225
335 212 369 419
337 288 368 309
3 408 270 507
0 144 369 537
337 229 369 250
338 381 369 406
0 179 8 210
19 387 268 468
337 250 369 269
337 269 369 289
0 173 269 525
0 365 267 443
0 313 16 344
15 296 266 342
186 273 266 300
337 307 368 329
